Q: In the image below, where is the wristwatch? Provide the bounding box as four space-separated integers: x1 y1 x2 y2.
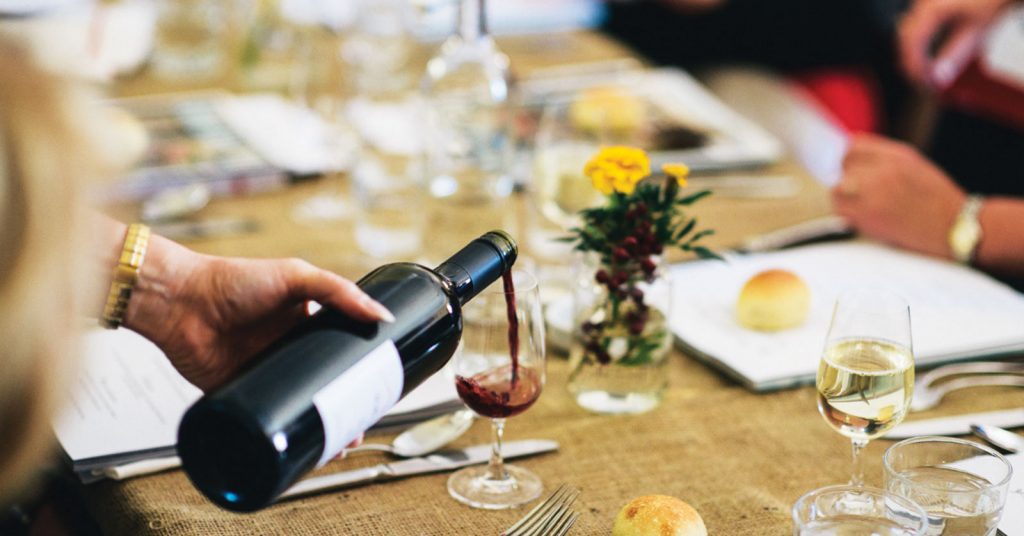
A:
948 195 984 264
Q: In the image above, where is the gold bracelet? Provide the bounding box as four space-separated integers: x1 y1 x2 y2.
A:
100 223 151 329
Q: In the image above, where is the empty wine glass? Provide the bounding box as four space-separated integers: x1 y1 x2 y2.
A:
816 289 914 487
447 270 546 509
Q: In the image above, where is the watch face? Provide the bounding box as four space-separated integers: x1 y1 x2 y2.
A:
950 214 982 263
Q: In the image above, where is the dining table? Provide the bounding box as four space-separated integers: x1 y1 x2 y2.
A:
86 29 1024 535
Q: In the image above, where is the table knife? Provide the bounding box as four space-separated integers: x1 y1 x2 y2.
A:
884 408 1024 440
279 439 558 500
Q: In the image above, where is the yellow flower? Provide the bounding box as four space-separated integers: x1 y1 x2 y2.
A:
583 146 650 195
661 163 689 187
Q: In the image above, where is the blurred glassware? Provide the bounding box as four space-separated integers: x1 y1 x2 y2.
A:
150 0 228 82
236 0 316 96
525 88 650 264
421 0 513 204
792 484 929 536
532 99 606 231
312 0 423 261
292 0 411 228
350 135 425 261
288 0 367 226
341 0 416 98
0 1 157 81
883 436 1013 536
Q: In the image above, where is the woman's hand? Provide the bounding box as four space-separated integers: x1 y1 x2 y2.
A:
899 0 1012 88
832 133 966 258
121 232 393 391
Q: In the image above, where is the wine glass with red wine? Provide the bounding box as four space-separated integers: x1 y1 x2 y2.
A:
447 270 546 509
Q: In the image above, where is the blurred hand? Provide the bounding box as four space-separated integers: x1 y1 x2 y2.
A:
125 239 393 391
899 0 1012 88
832 133 966 258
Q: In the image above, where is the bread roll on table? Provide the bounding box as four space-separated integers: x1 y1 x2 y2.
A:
612 495 707 536
735 269 810 331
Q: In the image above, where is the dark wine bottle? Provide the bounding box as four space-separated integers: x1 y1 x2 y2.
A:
177 231 517 512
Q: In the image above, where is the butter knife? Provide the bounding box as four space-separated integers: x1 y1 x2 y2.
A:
279 439 558 500
885 408 1024 439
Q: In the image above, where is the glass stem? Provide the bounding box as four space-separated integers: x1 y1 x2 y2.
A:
487 418 508 481
457 0 486 41
850 438 868 487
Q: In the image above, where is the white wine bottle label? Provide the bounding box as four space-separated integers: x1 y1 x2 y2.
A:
312 341 403 467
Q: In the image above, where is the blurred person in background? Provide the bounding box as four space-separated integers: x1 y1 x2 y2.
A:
0 36 388 524
603 0 910 134
605 0 1024 285
834 0 1024 287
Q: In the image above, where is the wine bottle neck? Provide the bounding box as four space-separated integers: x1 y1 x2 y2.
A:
456 0 487 42
435 231 516 305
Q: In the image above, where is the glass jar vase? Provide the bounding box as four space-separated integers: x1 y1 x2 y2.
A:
567 254 673 414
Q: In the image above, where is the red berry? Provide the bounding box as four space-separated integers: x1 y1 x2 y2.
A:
635 202 648 215
652 243 664 255
622 236 638 249
629 321 645 335
613 247 630 261
595 269 610 284
641 258 657 273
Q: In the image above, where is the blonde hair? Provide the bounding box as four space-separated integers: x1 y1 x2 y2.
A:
0 38 110 503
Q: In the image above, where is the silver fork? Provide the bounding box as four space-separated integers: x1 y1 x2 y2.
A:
501 483 581 536
912 361 1024 411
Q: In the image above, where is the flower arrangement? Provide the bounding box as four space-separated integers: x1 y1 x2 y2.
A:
564 146 719 366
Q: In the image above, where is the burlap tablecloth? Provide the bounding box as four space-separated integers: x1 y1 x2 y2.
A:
89 30 1024 534
84 347 1024 535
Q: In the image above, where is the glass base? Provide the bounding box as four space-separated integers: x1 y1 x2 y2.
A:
572 389 662 415
447 464 542 510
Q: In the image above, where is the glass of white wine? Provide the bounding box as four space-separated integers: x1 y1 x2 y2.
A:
817 289 914 487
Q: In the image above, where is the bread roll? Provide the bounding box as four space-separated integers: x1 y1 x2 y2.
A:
612 495 707 536
569 86 644 135
735 269 810 331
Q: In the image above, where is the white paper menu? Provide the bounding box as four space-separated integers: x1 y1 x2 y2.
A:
53 329 203 470
53 328 461 477
668 242 1024 391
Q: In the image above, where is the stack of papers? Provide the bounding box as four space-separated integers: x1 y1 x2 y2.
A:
53 329 461 482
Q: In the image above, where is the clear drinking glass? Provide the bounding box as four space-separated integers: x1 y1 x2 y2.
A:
447 270 546 509
792 485 929 536
883 436 1013 535
421 0 514 254
150 0 228 81
532 100 603 231
816 289 914 487
350 145 425 261
292 0 416 226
